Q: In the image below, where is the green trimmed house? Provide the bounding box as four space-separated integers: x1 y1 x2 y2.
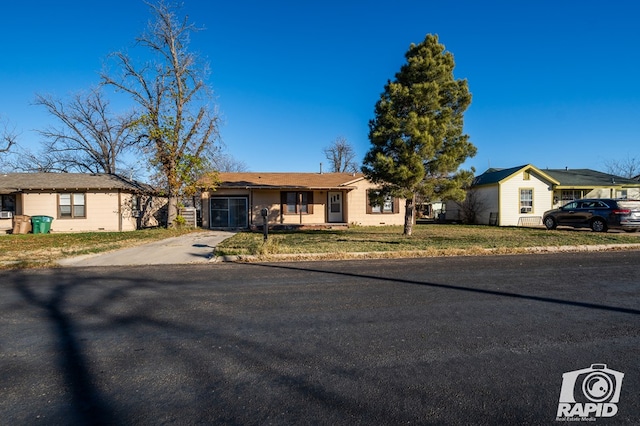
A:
446 165 640 227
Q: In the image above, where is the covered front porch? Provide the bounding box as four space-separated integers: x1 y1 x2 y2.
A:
203 188 352 230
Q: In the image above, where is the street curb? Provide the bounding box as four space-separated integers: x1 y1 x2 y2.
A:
212 243 640 263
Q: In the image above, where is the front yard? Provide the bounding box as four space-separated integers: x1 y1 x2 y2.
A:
2 224 639 268
216 224 640 258
0 227 199 269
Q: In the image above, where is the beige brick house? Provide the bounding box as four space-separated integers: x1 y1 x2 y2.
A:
201 172 406 229
0 173 166 233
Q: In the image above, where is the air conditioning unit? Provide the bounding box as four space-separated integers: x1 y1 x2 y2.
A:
0 211 13 219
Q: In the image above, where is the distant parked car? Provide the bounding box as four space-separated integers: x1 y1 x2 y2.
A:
543 199 640 232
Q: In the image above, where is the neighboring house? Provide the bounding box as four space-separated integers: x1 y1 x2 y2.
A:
200 172 406 229
446 165 640 227
544 168 640 204
0 173 166 233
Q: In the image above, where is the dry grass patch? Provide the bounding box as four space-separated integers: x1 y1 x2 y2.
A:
217 224 640 258
0 227 200 269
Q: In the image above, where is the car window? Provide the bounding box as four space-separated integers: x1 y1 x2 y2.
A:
580 201 594 208
564 201 578 209
594 201 609 208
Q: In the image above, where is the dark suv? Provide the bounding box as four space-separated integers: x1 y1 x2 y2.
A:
543 198 640 232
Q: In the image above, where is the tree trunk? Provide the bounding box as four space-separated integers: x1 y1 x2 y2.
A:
404 195 415 236
165 161 179 228
166 195 178 228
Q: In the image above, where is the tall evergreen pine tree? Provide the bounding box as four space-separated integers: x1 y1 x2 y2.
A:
362 34 476 235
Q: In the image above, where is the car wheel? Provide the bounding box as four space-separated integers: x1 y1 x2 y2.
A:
590 218 607 232
543 216 557 230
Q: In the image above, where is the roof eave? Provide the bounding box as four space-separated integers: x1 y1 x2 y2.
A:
218 185 357 191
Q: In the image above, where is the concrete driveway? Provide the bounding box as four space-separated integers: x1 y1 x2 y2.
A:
57 230 236 267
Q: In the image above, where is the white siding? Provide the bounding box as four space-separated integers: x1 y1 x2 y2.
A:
474 186 500 225
499 171 553 226
444 186 498 225
627 188 640 199
585 188 612 199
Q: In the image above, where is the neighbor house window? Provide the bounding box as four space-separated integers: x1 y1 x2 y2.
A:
281 191 313 214
1 194 16 212
367 193 398 214
520 189 533 214
59 193 86 218
561 189 590 205
616 190 628 199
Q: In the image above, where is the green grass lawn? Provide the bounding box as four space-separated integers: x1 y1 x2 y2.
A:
217 224 640 257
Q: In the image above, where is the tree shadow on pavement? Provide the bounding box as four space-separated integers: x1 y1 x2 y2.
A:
3 257 639 425
242 261 640 316
11 271 118 425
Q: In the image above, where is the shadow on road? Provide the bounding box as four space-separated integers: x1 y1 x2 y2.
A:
12 271 118 425
4 255 639 424
244 261 640 316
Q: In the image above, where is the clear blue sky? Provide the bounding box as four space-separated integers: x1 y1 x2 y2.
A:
2 0 640 175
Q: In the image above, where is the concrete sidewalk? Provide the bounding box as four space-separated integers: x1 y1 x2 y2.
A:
57 231 236 267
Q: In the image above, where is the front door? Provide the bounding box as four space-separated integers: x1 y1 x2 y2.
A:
328 191 343 222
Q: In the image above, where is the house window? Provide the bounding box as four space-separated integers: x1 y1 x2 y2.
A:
373 196 394 213
1 194 16 212
520 189 533 214
561 189 590 205
367 192 398 214
59 193 86 218
616 190 628 199
281 192 313 214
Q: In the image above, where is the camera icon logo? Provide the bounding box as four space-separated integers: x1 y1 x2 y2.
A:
557 364 624 419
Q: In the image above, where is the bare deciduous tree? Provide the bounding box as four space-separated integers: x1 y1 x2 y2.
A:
0 117 19 172
323 136 358 173
7 146 58 172
212 152 249 172
32 88 136 174
454 188 486 224
102 0 220 227
1 116 17 154
605 155 640 179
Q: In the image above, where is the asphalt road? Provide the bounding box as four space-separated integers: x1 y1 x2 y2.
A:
1 251 639 425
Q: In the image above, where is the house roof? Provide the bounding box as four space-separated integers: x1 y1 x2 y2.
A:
472 165 640 189
473 164 559 186
217 172 365 190
543 169 640 187
0 173 157 194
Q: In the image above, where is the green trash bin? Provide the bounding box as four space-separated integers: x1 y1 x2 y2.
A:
31 216 53 234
